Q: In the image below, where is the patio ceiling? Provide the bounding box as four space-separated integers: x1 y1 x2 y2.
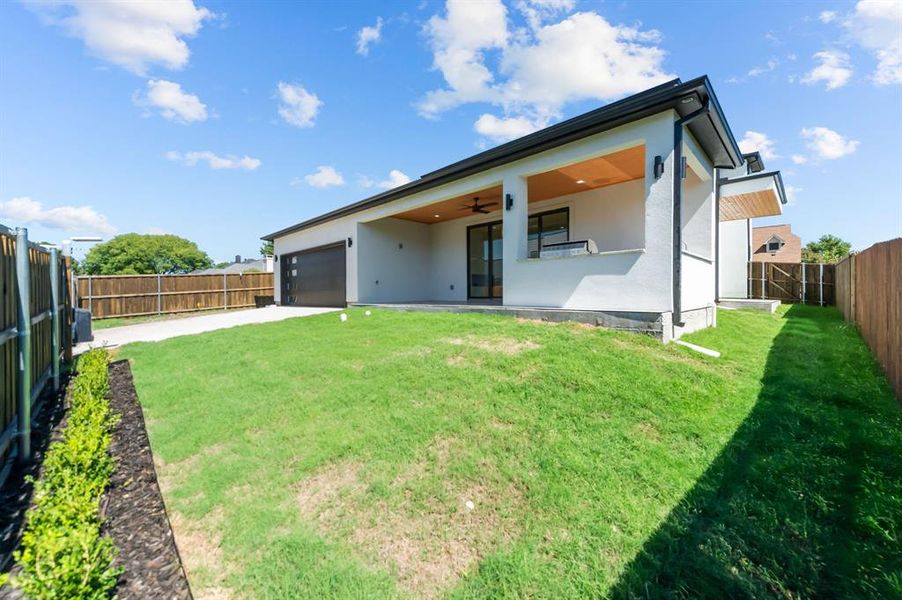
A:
393 145 645 224
719 172 786 221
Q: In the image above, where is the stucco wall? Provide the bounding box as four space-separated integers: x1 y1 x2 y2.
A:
680 154 715 311
501 111 676 311
357 218 432 303
719 218 749 298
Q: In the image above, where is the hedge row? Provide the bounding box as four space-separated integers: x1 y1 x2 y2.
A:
2 349 121 599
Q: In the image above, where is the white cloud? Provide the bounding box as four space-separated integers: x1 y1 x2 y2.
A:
0 196 116 236
819 10 837 23
791 154 808 165
785 185 801 205
276 82 322 128
27 0 213 75
801 50 853 90
303 166 345 188
474 113 544 142
516 0 575 30
747 59 779 77
166 150 261 170
370 169 411 190
356 17 383 56
418 1 672 138
843 0 902 84
738 131 779 161
800 126 860 159
134 79 207 122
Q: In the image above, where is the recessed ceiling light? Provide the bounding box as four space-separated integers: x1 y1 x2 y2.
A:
575 179 586 184
434 214 440 218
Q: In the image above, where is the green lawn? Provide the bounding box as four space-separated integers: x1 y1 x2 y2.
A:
119 305 901 599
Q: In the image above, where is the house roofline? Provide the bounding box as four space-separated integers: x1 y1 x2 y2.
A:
742 151 765 173
719 170 788 206
263 75 743 241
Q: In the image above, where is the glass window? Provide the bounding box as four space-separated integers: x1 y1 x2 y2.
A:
528 208 569 258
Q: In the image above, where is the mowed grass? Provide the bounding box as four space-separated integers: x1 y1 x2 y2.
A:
119 305 901 598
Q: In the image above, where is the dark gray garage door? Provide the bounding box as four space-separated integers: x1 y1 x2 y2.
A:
281 242 347 307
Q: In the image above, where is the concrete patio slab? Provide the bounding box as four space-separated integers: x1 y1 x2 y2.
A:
75 306 338 354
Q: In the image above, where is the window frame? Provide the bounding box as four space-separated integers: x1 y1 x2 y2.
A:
528 207 570 258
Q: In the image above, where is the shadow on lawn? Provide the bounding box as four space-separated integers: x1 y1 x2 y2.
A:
610 305 901 598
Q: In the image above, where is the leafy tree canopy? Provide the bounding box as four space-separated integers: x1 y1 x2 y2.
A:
80 234 213 275
802 234 852 264
260 240 274 256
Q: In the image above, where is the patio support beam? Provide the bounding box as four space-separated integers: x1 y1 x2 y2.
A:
672 97 710 324
502 174 528 302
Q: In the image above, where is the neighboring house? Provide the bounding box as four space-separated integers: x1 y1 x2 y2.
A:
195 255 274 275
263 76 786 341
751 225 801 263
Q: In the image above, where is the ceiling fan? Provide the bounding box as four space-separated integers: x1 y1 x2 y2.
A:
458 196 499 214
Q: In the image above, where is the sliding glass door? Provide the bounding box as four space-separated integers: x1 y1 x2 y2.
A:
467 221 503 299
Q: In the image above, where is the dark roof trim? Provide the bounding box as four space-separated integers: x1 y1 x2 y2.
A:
264 75 743 241
742 151 765 173
720 170 788 205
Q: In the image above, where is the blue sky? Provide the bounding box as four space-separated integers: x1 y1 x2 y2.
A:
1 0 900 263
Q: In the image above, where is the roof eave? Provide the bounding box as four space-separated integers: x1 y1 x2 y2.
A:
264 75 744 241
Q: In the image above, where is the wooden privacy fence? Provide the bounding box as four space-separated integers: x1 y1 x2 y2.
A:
76 272 274 319
1 224 73 481
747 261 836 305
835 238 901 399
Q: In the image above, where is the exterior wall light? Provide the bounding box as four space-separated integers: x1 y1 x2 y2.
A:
505 193 514 211
654 155 664 179
347 237 353 247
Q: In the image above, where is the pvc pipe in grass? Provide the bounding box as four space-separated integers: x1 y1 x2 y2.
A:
340 313 347 322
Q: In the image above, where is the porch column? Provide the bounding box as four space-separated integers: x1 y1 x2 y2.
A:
501 174 528 304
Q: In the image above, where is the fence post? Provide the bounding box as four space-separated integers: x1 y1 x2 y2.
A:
760 263 765 299
157 274 162 315
88 275 93 314
50 248 61 392
223 273 228 309
15 228 32 462
849 254 856 322
819 263 824 306
801 264 806 304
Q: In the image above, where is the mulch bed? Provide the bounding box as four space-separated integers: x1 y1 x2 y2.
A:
104 359 192 599
0 361 192 598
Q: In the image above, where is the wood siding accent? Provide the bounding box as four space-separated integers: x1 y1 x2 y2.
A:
75 272 274 319
835 238 901 399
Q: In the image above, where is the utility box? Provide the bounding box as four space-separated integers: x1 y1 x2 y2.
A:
73 308 93 343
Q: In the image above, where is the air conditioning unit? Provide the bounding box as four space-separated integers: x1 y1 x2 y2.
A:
540 239 598 258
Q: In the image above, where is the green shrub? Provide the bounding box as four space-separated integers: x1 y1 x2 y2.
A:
6 349 122 599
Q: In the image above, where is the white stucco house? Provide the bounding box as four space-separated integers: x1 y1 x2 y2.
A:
263 76 786 341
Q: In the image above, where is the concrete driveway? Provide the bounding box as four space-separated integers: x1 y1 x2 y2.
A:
75 306 338 354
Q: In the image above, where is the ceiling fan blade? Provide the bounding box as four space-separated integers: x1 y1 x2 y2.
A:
480 201 499 207
475 208 489 214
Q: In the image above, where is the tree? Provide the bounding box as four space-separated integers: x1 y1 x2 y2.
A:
802 234 852 264
260 240 274 256
80 233 213 275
